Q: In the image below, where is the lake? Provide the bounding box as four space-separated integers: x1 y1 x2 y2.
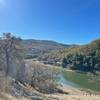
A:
58 74 80 88
59 70 100 92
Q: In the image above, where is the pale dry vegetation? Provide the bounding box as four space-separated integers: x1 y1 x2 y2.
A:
0 33 100 100
0 33 61 99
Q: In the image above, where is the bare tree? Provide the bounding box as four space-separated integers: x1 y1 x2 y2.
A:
0 33 25 92
0 33 24 77
24 61 58 93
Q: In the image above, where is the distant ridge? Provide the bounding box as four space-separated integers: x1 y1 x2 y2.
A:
22 39 76 58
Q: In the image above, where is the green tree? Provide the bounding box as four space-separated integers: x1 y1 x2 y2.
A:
95 63 100 71
62 58 67 68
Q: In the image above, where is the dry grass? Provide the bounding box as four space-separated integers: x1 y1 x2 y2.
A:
0 83 100 100
0 92 28 100
45 85 100 100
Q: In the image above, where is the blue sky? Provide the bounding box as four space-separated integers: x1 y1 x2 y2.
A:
0 0 100 44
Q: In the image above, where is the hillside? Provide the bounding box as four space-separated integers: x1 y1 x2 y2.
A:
60 38 100 56
39 39 100 72
0 33 100 100
22 39 75 58
41 38 100 59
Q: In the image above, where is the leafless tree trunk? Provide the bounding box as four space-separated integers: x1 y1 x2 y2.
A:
0 33 25 92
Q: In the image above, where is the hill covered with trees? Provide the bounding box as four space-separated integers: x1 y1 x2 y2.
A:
39 39 100 72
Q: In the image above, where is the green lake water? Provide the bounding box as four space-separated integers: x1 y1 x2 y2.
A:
60 70 100 92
